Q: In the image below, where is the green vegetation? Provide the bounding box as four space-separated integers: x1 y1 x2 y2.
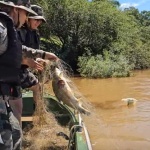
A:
78 52 134 78
31 0 150 78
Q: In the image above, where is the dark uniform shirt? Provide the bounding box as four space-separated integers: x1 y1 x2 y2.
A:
0 25 44 60
18 25 40 49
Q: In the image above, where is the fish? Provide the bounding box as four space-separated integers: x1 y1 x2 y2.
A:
121 98 138 106
52 67 90 115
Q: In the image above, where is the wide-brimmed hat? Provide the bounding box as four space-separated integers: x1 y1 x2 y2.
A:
0 0 37 15
28 5 46 22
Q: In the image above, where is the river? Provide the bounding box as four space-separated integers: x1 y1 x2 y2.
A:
72 70 150 150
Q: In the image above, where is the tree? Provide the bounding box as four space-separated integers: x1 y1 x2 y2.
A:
109 0 120 7
31 0 150 77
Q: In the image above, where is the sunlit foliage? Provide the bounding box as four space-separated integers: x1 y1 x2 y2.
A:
31 0 150 78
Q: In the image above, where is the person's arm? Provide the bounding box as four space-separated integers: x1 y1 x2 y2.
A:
0 21 8 55
22 45 58 61
44 52 58 61
22 45 45 59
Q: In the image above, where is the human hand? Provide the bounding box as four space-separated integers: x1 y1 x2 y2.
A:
22 58 43 71
36 58 49 65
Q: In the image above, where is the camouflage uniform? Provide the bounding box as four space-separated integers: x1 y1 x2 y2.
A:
18 5 46 89
0 16 21 150
0 2 54 149
0 0 36 149
20 45 46 89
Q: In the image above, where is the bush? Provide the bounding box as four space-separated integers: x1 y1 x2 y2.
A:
78 52 134 78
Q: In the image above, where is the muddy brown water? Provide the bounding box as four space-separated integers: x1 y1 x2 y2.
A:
71 70 150 150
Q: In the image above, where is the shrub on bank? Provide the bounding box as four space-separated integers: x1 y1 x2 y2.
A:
78 53 134 78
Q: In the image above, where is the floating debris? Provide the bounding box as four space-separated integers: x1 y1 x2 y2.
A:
121 98 138 106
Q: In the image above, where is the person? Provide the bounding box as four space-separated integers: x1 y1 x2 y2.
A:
0 0 58 149
0 0 36 149
18 4 46 49
15 5 58 124
17 5 47 107
10 4 58 125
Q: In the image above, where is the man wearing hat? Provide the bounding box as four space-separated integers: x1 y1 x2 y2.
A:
17 5 47 110
0 0 58 149
10 4 58 125
18 5 46 49
0 0 36 149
